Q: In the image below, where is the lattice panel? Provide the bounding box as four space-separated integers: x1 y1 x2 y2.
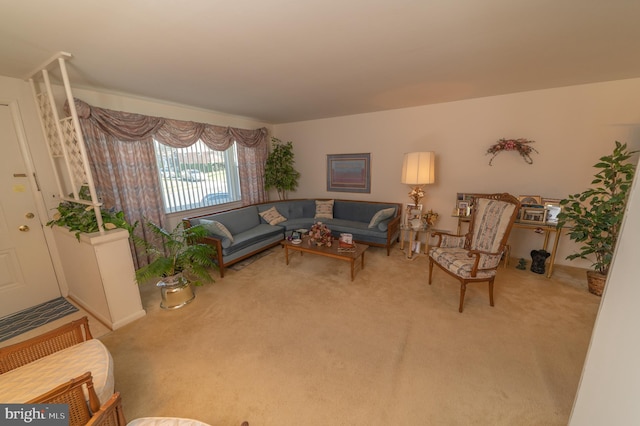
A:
61 117 88 188
37 93 63 156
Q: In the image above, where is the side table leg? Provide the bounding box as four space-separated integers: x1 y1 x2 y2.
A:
285 246 290 265
547 229 562 278
407 229 415 259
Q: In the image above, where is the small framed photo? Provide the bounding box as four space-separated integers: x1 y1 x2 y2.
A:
404 204 422 226
456 200 471 217
544 203 562 223
518 195 542 206
521 207 546 223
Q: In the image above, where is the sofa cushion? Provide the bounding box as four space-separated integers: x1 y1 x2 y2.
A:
222 224 284 255
258 206 287 225
315 199 334 219
334 200 397 223
201 219 234 243
368 207 396 228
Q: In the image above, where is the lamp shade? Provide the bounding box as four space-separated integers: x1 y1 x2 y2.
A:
401 152 435 185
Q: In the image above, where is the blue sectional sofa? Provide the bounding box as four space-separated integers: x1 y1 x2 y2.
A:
183 199 402 277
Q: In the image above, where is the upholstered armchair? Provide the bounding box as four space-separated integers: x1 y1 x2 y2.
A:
428 193 520 312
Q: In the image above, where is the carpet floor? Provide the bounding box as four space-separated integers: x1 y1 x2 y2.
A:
99 245 600 426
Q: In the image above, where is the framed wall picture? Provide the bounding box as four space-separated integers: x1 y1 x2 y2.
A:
326 153 371 193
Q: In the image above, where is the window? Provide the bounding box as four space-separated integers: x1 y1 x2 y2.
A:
154 140 241 213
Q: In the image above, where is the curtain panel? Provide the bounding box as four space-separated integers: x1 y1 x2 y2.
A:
67 98 269 267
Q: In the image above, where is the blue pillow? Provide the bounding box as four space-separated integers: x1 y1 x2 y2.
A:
200 219 234 247
368 207 395 228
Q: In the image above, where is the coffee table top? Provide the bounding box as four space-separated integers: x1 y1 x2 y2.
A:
281 235 368 259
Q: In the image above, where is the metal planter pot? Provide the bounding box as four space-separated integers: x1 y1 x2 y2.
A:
157 274 195 309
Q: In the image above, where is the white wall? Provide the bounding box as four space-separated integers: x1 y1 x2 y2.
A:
569 162 640 425
273 78 640 267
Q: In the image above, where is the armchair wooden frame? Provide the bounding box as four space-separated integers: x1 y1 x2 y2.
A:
86 392 127 426
428 193 520 312
0 316 93 374
28 371 101 426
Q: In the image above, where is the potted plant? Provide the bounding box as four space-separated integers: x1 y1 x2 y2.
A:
264 137 300 200
47 200 134 238
134 220 218 309
557 141 638 296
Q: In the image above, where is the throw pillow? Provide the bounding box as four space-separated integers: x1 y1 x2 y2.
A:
259 206 287 225
200 219 234 242
315 199 334 219
368 207 396 228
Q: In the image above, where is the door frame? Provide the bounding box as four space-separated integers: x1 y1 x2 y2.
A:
1 98 66 295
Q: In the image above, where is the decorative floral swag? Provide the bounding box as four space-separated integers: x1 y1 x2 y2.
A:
486 138 538 166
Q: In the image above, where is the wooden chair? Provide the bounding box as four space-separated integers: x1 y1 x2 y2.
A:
0 316 93 374
28 371 101 426
428 193 520 312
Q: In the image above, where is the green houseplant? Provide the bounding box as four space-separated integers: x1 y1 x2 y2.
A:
47 200 134 240
264 137 300 200
557 141 638 296
134 220 218 309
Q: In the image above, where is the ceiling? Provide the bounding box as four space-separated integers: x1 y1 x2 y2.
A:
2 0 640 124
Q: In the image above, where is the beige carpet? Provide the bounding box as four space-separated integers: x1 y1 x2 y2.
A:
98 246 600 426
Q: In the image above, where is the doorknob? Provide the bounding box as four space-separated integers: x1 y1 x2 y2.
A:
25 212 35 219
18 225 30 232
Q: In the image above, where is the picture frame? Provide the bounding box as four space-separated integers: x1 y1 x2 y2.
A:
326 153 371 193
518 195 542 206
544 202 562 223
520 207 546 223
456 200 471 217
404 204 422 227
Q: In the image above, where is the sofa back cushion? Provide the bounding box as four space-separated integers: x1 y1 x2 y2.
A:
334 200 398 223
204 206 260 235
257 200 316 221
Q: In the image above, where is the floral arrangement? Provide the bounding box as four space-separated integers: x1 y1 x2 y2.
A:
408 187 425 206
422 209 439 226
486 138 538 166
309 222 333 247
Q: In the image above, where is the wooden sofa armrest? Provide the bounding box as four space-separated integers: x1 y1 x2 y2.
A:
200 235 225 277
0 316 92 374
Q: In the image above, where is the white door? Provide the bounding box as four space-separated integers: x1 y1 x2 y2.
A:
0 103 61 317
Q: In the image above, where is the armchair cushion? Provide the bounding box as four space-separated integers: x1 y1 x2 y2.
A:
429 247 497 280
470 198 516 253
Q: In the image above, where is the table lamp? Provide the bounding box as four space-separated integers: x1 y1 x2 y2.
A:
401 151 435 207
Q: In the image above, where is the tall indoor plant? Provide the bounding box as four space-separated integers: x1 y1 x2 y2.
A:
134 220 217 309
264 137 300 200
557 141 638 296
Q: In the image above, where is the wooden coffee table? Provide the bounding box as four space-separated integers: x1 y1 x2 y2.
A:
281 236 369 281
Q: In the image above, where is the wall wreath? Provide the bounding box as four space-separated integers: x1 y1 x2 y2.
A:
486 138 538 166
